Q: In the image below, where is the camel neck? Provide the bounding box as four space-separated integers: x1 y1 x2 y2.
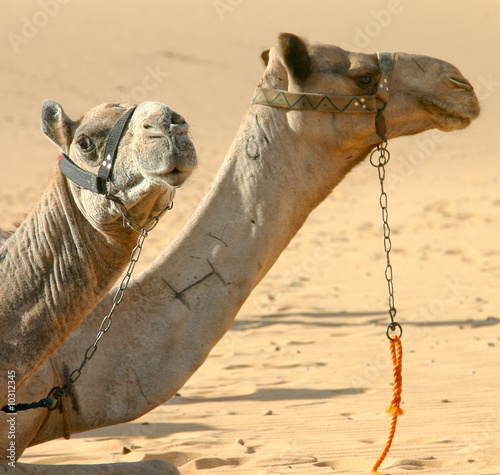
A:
0 168 134 390
70 107 373 419
161 108 370 284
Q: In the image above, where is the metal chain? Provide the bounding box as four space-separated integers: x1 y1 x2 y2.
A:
47 199 174 408
370 141 403 340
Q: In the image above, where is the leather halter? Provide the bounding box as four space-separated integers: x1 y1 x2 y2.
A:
251 52 395 141
59 106 137 195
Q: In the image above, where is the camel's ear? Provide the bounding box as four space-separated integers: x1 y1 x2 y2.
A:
41 100 78 152
279 33 311 84
261 49 270 66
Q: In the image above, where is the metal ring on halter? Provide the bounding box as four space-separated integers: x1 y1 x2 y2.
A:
46 386 65 411
369 144 390 167
386 322 403 340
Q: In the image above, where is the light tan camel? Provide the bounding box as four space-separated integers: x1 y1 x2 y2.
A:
0 100 196 406
5 34 479 474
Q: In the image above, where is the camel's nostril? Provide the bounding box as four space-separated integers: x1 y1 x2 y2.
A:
143 120 158 130
448 75 473 91
143 121 166 138
143 114 188 138
171 111 186 125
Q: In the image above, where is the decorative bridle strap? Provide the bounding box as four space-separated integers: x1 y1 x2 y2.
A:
252 87 379 113
59 106 137 195
251 52 395 138
376 52 395 104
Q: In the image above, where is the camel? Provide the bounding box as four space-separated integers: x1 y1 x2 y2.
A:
0 100 197 407
5 34 479 473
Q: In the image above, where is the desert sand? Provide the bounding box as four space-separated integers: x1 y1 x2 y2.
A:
1 0 499 473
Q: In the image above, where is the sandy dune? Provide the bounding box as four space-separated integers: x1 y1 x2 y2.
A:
1 0 499 473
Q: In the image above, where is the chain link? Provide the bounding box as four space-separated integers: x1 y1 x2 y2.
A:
370 142 402 340
64 199 173 389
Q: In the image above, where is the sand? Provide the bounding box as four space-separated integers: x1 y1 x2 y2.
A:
1 0 499 473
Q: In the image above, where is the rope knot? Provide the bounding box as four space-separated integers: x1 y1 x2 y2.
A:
386 405 404 417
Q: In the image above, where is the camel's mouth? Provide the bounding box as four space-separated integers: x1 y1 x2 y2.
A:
139 132 197 187
144 153 196 187
419 92 480 131
163 167 191 187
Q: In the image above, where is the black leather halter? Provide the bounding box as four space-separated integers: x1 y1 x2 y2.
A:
59 106 137 195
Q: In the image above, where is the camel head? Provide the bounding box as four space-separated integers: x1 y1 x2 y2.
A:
41 100 197 232
257 33 480 150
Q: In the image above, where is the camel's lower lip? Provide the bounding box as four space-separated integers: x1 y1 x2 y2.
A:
419 94 478 128
141 165 191 188
141 143 197 187
164 168 190 187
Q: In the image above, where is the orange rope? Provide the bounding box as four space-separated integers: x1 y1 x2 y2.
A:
371 335 404 475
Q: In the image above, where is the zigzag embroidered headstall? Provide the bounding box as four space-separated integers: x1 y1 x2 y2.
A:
252 52 395 140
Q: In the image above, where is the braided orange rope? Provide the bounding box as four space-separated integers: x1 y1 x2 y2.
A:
371 335 404 475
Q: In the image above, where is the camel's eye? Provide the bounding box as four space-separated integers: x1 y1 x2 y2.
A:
356 73 376 87
76 136 94 153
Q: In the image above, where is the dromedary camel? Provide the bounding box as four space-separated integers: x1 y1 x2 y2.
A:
0 100 196 407
5 34 479 473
